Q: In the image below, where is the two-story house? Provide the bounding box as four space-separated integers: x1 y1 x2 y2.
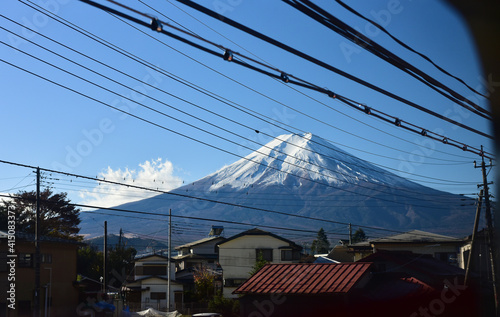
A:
0 230 81 317
217 228 302 298
124 254 183 312
346 230 464 266
173 235 225 293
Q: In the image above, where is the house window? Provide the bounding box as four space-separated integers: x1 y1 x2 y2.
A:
435 252 458 265
150 292 166 300
41 253 52 264
281 250 301 261
136 265 167 275
19 253 33 268
224 278 246 287
256 249 273 262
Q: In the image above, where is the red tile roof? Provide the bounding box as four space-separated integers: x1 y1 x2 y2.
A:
234 263 372 295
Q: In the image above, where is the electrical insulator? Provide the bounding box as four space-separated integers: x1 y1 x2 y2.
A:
150 18 162 32
223 50 233 61
280 72 289 83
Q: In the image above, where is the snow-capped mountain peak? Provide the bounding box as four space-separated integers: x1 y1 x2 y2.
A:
206 133 408 191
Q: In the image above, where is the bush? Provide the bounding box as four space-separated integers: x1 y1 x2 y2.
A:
208 293 240 317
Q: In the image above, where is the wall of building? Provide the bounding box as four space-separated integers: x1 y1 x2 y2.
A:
0 239 79 317
219 235 295 298
372 243 461 265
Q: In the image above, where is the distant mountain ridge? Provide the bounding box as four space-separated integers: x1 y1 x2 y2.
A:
80 133 474 240
85 234 168 253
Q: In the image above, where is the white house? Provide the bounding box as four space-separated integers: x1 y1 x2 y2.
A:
125 254 183 311
218 228 302 298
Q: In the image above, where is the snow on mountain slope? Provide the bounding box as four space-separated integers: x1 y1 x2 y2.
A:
207 133 417 190
80 133 474 239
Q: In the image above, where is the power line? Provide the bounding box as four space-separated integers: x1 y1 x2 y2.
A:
0 159 472 239
103 3 484 164
75 0 493 158
0 2 484 199
172 0 493 140
284 0 490 120
333 0 489 100
0 191 470 240
11 1 490 163
0 43 469 205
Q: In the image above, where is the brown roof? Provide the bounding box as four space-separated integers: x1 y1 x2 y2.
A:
234 262 372 295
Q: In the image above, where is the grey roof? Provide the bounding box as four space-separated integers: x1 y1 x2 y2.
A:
369 230 463 244
174 236 225 250
218 228 302 250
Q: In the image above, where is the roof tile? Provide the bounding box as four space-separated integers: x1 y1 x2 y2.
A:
234 263 371 295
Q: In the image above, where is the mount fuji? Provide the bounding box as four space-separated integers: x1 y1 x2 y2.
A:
80 133 474 240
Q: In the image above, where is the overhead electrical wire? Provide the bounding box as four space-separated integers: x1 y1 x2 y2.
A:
0 189 470 240
76 0 493 159
116 14 482 163
138 0 483 164
284 0 491 120
0 158 473 249
0 20 476 202
333 0 489 100
171 0 494 141
0 3 484 198
111 4 483 162
11 1 488 166
0 58 458 209
0 49 469 205
46 177 476 207
0 30 480 206
2 19 478 191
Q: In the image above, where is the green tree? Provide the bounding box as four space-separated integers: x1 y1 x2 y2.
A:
193 264 215 301
351 228 367 244
107 244 137 288
208 293 240 317
0 204 8 231
311 228 330 254
1 188 81 240
249 250 268 276
77 245 103 281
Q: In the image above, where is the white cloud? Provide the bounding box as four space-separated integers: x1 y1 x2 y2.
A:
79 158 183 208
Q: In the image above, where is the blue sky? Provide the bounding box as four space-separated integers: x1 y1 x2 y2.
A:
1 0 495 210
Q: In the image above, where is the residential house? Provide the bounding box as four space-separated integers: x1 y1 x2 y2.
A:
370 230 464 265
235 261 478 317
327 243 355 262
124 254 183 312
174 235 225 290
217 228 302 298
234 262 373 316
0 230 81 317
358 250 467 288
348 230 463 265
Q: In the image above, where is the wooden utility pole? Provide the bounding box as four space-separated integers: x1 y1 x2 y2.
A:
475 150 497 313
465 189 483 285
167 209 171 311
103 221 108 295
34 167 40 317
348 223 352 245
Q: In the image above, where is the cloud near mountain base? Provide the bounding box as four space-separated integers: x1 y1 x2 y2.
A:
79 158 183 208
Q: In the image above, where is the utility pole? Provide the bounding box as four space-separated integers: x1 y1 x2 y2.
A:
465 189 483 285
348 223 352 245
34 167 40 317
475 148 497 313
103 221 108 295
167 209 171 312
